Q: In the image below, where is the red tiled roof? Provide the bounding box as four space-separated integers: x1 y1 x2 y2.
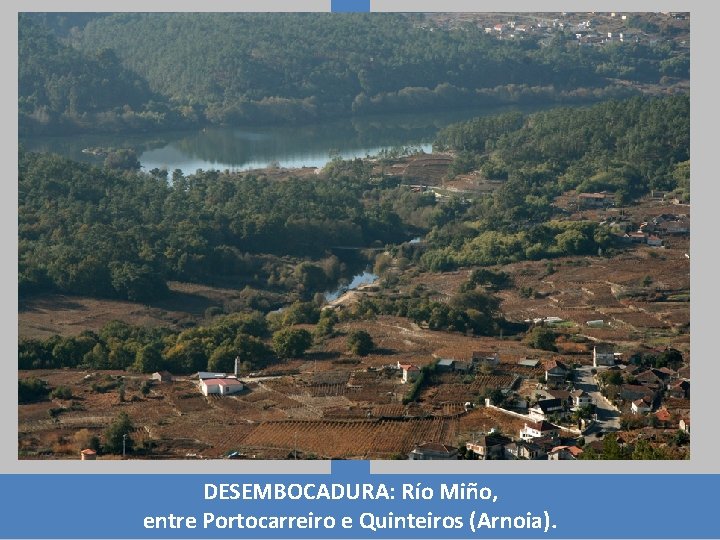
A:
202 378 242 386
400 364 420 372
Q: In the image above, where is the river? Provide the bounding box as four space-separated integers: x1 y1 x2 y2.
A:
324 270 378 303
21 105 541 175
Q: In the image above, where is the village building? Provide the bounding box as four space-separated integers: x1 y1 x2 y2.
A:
198 372 228 380
631 396 653 414
548 445 584 460
593 343 616 367
151 371 173 383
504 440 547 460
408 442 458 460
668 379 690 399
570 389 593 409
436 359 455 372
647 235 663 247
654 407 672 427
200 377 244 396
80 449 97 460
520 420 560 441
620 384 656 403
466 432 511 460
578 192 611 208
472 351 500 370
543 359 570 389
624 231 648 244
398 363 421 384
529 398 566 421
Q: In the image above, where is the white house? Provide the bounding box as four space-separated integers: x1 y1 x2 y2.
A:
151 371 173 383
200 378 244 396
631 397 652 414
571 389 593 409
529 398 565 421
520 420 560 441
548 445 583 460
398 363 420 384
593 343 616 367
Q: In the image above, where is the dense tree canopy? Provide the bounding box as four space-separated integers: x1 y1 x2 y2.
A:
422 95 689 270
18 150 418 301
19 13 688 134
19 17 194 135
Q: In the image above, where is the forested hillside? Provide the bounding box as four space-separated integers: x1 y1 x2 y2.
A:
19 13 689 134
18 150 428 302
19 95 689 303
18 17 196 135
422 95 690 270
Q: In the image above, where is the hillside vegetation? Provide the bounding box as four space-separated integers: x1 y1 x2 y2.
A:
19 13 689 134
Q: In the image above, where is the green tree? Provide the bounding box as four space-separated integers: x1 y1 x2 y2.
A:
233 334 274 371
601 433 626 460
132 343 162 373
314 311 338 341
207 345 237 373
272 328 312 359
104 149 141 171
18 378 49 403
526 327 557 351
103 412 134 455
164 339 207 374
347 330 374 356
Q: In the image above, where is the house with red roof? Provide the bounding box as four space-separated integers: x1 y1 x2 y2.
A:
398 363 421 384
654 407 672 427
200 377 244 396
80 448 97 460
548 445 584 460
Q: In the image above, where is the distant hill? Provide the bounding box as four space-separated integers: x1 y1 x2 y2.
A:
21 13 108 38
20 13 689 134
76 13 685 123
18 17 196 135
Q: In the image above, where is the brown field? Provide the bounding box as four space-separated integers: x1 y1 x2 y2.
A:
233 417 458 459
18 281 250 339
18 196 689 459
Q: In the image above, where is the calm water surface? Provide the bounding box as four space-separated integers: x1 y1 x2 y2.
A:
21 106 538 175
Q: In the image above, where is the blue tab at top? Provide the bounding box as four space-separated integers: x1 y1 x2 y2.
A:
330 459 370 477
331 0 370 13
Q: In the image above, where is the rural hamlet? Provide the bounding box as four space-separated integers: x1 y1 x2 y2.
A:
18 11 689 461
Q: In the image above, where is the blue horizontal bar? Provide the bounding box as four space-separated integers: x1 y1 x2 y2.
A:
0 467 717 538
